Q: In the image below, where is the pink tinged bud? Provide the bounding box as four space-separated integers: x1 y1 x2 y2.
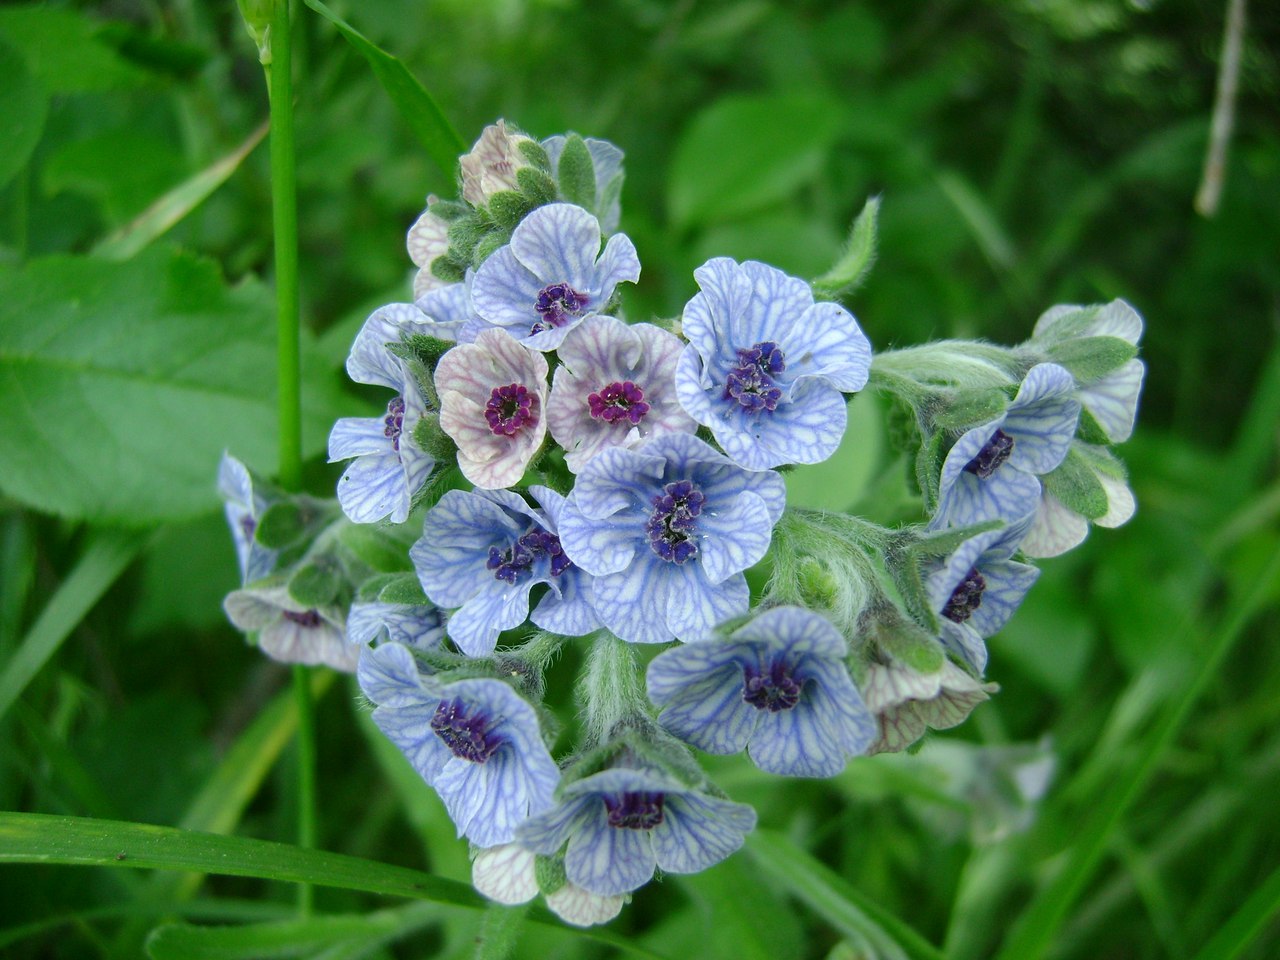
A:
460 120 534 207
407 203 451 298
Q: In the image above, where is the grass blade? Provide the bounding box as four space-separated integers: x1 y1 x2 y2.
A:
994 546 1280 960
301 0 464 178
91 121 268 261
0 528 147 720
745 830 946 960
1189 862 1280 960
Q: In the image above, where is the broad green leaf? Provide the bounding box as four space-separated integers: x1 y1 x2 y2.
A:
693 209 843 280
745 830 945 960
301 0 464 179
0 248 347 523
43 131 186 225
669 93 843 230
145 904 440 960
0 529 147 720
93 121 269 261
0 5 147 92
0 36 46 192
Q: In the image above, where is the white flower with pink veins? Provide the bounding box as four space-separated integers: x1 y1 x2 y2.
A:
436 328 549 489
547 315 696 473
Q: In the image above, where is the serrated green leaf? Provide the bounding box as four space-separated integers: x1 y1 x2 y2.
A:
0 36 46 193
813 196 880 299
0 5 148 92
300 0 463 178
556 134 597 210
1045 335 1138 383
669 93 843 230
0 248 346 524
1043 448 1109 521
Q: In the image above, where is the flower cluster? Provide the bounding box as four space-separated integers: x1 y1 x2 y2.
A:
219 120 1145 926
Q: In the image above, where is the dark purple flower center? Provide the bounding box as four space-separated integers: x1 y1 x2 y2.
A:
725 341 785 413
430 698 502 763
487 527 572 584
942 567 986 623
588 380 650 425
603 791 666 830
742 660 802 712
282 609 323 628
485 383 536 436
645 479 705 564
383 396 406 451
238 514 257 541
532 282 590 334
963 429 1015 479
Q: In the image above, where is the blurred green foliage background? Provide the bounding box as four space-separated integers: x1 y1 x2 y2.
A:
0 0 1278 958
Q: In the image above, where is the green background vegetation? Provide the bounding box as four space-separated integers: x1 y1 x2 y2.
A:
0 1 1277 958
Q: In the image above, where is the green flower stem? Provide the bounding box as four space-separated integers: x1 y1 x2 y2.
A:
581 632 648 746
264 0 313 917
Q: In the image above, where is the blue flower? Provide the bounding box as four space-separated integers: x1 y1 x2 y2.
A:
347 599 447 651
515 763 756 896
558 433 786 644
646 606 874 777
1031 299 1145 443
217 453 277 584
470 203 640 352
924 516 1039 672
329 303 441 524
224 583 358 672
358 642 559 848
674 258 872 470
933 363 1080 528
411 486 599 656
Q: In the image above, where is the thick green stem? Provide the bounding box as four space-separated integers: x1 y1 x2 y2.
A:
265 0 312 916
581 633 648 746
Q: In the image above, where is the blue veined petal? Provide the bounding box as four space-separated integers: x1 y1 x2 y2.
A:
412 490 524 607
415 280 473 341
735 260 813 350
779 301 872 393
1081 359 1144 443
936 418 1007 511
1022 490 1090 558
558 505 637 577
437 752 540 848
568 446 666 520
662 566 749 644
674 345 717 423
592 563 673 644
348 303 429 388
328 417 390 461
650 792 755 876
1004 363 1080 475
940 619 987 673
531 568 601 637
510 203 600 291
447 578 535 657
516 795 597 856
749 660 873 777
336 451 409 524
565 811 656 897
347 601 446 650
651 660 757 755
730 606 848 658
712 380 847 470
472 245 543 331
646 640 743 702
936 466 1042 528
371 702 452 785
686 258 754 364
357 642 430 709
593 233 641 298
968 558 1039 638
697 490 776 584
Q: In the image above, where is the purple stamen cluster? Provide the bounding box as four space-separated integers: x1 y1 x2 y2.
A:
487 528 572 584
645 480 705 564
587 380 650 425
603 791 666 830
383 396 406 450
942 567 987 623
485 383 535 436
282 609 323 628
430 698 503 763
742 660 802 712
724 341 785 413
533 282 590 334
963 429 1015 479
